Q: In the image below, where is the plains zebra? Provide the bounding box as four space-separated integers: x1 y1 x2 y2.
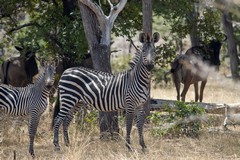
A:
0 63 55 158
52 32 160 151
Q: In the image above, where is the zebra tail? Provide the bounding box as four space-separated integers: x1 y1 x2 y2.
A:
51 90 60 129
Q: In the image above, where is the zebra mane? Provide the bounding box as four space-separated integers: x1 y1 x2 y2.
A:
128 51 141 69
33 67 46 84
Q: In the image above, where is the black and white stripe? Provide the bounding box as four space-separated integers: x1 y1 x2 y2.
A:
52 32 160 151
0 63 55 158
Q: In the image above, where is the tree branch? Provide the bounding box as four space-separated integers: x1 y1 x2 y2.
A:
108 0 127 27
107 0 113 8
78 0 127 45
8 22 41 33
79 0 106 30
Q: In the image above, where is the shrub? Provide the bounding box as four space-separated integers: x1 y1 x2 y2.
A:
148 101 205 138
75 109 99 132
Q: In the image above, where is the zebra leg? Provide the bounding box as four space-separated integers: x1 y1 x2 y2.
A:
136 109 147 152
53 116 64 150
125 109 134 151
63 113 74 146
28 115 41 158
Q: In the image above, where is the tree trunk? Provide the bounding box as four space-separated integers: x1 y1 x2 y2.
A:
142 0 152 35
142 0 152 119
79 2 119 139
189 3 200 47
221 11 240 80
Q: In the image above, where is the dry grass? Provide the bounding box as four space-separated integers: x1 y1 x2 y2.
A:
1 67 240 160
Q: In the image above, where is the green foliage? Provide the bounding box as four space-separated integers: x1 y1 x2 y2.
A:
151 67 170 88
197 8 224 42
155 37 177 68
148 101 205 138
0 0 88 63
114 0 142 38
153 0 224 41
111 54 132 73
75 110 99 132
151 35 176 87
0 0 142 65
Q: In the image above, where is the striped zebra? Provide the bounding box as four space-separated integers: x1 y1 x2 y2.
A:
0 63 55 158
52 32 160 151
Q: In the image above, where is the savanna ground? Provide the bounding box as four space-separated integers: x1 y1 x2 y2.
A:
1 64 240 160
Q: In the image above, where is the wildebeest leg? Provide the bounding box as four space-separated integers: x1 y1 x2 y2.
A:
194 82 199 102
199 80 207 102
181 83 191 102
63 113 74 147
28 114 41 158
172 74 181 101
125 108 134 151
136 108 147 152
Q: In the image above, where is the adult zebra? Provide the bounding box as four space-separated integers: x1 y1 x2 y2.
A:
0 63 55 158
52 32 160 151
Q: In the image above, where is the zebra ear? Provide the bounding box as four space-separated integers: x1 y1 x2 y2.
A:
152 32 160 43
139 33 146 43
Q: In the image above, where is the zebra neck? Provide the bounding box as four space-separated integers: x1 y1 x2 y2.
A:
41 87 51 97
34 82 50 95
134 60 151 79
130 60 151 88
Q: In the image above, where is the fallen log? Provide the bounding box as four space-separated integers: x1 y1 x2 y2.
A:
149 99 240 114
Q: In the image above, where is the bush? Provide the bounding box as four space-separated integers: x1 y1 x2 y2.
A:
148 101 205 138
75 109 99 132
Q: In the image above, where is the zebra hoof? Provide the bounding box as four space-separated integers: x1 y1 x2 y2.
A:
54 146 61 151
29 149 35 159
126 144 134 152
141 147 148 153
30 153 35 159
65 143 70 147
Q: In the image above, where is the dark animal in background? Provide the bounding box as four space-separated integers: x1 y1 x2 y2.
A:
0 46 38 87
169 39 224 102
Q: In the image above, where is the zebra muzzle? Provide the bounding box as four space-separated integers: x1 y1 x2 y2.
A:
145 64 154 71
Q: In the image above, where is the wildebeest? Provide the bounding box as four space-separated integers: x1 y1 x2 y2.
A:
0 46 38 87
168 38 224 102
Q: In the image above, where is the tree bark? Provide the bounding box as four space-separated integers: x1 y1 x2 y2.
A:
79 1 120 139
221 11 240 80
142 0 152 119
142 0 152 35
189 3 200 47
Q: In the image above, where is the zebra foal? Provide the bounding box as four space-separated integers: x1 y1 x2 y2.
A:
52 32 160 151
0 63 55 158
